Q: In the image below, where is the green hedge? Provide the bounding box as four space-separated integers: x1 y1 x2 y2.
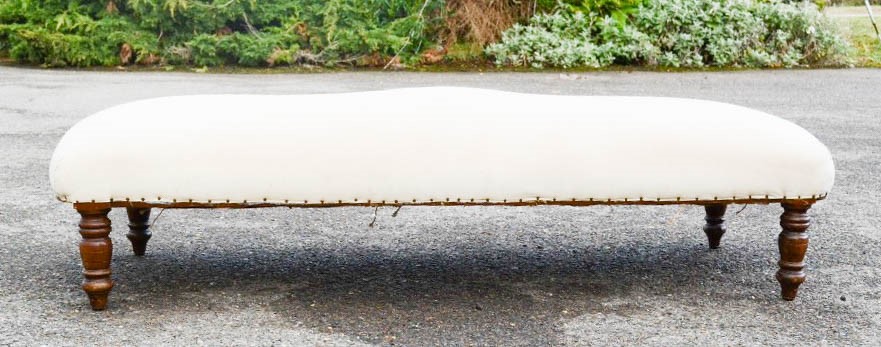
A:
0 0 857 68
0 0 443 67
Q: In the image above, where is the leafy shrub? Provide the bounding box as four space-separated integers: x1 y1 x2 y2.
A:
0 0 443 67
487 0 851 68
564 0 646 24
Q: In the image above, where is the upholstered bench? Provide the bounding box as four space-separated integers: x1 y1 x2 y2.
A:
50 87 834 310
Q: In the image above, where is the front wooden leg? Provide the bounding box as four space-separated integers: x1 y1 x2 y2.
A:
77 204 114 310
126 207 151 256
703 204 727 249
777 201 812 301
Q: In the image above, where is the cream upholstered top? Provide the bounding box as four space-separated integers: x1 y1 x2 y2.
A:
50 87 834 205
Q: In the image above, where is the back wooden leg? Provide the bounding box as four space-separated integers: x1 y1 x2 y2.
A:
126 207 151 256
76 204 113 310
703 204 727 249
777 201 812 301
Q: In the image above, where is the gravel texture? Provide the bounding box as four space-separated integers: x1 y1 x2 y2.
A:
0 67 879 346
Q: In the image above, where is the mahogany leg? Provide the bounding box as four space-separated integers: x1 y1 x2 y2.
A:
76 204 113 310
777 201 813 301
703 204 727 249
126 207 151 256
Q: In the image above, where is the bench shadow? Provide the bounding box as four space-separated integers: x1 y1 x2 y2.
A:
103 234 772 345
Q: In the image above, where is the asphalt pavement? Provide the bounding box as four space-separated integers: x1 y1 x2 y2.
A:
0 67 879 346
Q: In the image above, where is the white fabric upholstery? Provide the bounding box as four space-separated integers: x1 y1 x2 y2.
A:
50 87 834 205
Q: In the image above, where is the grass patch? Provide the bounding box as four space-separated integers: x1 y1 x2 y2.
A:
829 10 881 66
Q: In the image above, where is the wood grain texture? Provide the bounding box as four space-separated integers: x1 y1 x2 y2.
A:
126 207 151 256
77 204 113 310
703 204 728 249
777 200 812 300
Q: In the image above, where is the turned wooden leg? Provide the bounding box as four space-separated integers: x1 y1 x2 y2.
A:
777 201 812 301
126 207 151 256
703 204 727 249
76 204 113 310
